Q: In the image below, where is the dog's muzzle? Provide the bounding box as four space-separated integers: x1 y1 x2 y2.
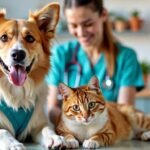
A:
0 53 35 86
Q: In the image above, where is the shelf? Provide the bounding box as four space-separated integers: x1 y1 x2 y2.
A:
113 30 150 37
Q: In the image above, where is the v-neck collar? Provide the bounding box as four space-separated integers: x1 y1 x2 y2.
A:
77 45 106 84
78 46 105 72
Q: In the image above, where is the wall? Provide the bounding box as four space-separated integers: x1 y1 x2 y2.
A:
104 0 150 62
0 0 149 62
105 0 150 31
0 0 58 18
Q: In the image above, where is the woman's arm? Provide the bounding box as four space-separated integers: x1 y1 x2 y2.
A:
47 85 61 124
117 86 136 105
47 85 59 109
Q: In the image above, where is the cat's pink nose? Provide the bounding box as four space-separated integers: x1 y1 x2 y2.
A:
84 118 88 122
83 115 89 122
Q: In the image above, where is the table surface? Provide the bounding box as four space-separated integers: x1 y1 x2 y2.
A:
25 140 150 150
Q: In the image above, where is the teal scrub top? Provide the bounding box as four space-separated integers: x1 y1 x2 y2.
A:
46 40 144 102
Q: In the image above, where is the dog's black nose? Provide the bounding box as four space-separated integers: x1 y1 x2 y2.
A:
11 50 26 62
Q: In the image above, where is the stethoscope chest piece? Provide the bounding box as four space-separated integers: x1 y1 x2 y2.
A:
103 75 114 90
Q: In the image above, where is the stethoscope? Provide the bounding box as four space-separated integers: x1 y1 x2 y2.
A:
64 43 114 90
103 74 114 90
64 44 81 88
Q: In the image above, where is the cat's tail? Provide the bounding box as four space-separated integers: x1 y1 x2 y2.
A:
118 105 150 132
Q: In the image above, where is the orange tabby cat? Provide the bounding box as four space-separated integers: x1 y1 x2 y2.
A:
56 76 150 149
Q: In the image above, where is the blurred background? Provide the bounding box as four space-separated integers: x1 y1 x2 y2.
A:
0 0 150 112
0 0 150 61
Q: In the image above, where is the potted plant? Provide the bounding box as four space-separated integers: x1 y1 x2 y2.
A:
129 10 143 32
140 61 150 87
114 16 127 32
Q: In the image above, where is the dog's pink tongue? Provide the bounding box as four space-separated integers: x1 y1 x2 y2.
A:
9 66 27 86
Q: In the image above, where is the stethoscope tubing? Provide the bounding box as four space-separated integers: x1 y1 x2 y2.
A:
64 43 82 87
64 43 114 89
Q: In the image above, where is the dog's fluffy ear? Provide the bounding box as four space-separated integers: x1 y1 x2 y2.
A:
0 9 6 19
29 2 60 38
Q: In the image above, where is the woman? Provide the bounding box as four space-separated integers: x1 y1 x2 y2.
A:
46 0 144 113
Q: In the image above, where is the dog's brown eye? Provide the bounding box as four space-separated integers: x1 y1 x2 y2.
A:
0 34 8 42
25 35 35 43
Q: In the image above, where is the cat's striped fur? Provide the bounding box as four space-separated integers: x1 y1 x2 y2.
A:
56 76 150 149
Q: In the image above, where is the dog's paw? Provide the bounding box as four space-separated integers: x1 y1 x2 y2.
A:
0 129 26 150
9 142 26 150
83 139 99 149
66 138 79 148
141 131 150 141
44 134 66 149
1 139 26 150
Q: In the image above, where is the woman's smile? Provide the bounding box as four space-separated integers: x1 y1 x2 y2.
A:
79 34 93 45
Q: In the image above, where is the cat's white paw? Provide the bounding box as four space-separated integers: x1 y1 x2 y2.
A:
141 131 150 141
66 138 79 148
83 139 99 148
44 134 66 149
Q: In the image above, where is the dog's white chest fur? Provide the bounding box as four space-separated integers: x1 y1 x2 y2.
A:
63 109 108 142
0 76 37 110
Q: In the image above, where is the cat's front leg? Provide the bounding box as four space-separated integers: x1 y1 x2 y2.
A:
83 132 115 148
56 123 79 148
64 134 79 148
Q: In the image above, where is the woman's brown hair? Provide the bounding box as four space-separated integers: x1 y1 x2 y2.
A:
63 0 118 77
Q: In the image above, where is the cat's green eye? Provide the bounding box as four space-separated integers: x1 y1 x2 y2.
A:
88 102 96 109
72 105 80 111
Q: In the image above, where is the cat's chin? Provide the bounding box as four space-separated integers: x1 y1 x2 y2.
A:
81 121 92 125
75 120 91 125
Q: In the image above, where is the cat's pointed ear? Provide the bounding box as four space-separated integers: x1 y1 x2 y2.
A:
29 3 60 38
88 76 100 89
0 9 6 20
88 76 102 94
59 83 73 99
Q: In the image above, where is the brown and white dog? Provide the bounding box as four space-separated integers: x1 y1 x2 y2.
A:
0 3 66 150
